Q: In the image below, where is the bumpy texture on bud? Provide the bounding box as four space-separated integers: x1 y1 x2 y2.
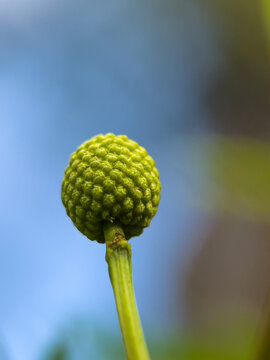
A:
61 134 161 243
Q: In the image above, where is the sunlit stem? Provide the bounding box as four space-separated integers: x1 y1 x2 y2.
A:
103 221 150 360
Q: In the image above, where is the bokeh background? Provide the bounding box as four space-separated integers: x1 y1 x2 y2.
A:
1 0 270 359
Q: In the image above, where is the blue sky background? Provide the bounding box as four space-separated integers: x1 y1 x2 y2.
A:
0 1 223 358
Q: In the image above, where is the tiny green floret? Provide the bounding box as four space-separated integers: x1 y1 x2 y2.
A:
61 133 161 243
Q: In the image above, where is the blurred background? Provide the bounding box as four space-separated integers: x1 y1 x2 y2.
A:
1 0 270 359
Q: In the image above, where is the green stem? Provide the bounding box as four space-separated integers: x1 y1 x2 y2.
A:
103 221 150 360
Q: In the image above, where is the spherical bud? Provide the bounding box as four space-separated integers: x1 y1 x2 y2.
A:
61 133 161 243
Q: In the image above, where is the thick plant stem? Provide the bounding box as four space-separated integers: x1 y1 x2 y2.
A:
103 221 150 360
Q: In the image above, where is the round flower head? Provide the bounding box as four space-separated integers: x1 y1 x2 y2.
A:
61 134 161 243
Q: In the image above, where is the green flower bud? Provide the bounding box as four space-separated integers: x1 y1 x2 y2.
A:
61 133 161 243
